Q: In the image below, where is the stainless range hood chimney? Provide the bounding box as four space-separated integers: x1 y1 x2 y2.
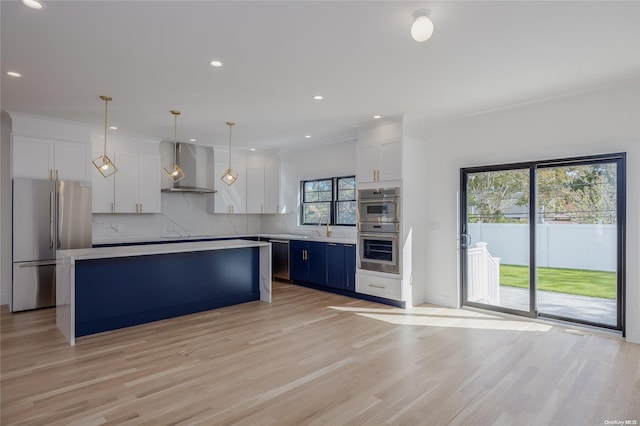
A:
161 143 216 194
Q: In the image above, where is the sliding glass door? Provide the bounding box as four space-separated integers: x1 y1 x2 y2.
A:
461 154 625 332
461 166 533 316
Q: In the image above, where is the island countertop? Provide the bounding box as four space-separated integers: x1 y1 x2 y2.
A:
60 239 271 260
56 239 271 346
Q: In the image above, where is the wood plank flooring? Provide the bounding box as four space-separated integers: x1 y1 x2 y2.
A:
2 282 639 425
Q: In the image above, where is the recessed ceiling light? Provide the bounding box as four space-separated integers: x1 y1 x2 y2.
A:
373 115 382 119
22 0 44 10
313 95 323 100
189 138 196 142
210 60 223 67
305 135 311 139
109 126 118 130
6 71 22 78
250 148 256 151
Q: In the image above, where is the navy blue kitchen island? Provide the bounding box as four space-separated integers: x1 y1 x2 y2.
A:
56 240 271 345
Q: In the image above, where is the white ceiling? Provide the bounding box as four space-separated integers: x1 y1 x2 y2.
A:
1 1 639 149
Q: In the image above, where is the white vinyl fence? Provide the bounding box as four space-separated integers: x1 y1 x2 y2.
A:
467 223 616 272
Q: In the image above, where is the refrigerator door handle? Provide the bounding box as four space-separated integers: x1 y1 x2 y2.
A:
57 192 61 249
50 192 55 249
17 260 58 267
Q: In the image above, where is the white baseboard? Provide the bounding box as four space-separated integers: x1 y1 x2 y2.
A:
423 293 458 308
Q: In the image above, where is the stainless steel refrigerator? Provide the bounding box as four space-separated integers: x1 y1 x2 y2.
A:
12 178 92 312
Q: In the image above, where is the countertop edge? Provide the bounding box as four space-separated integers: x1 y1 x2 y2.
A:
58 239 270 261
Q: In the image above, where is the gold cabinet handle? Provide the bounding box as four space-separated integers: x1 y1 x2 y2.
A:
369 284 385 289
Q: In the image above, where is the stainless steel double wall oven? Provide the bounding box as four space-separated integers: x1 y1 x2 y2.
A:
357 187 400 274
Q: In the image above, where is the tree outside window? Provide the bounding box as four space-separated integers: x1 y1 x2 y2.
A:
301 176 356 225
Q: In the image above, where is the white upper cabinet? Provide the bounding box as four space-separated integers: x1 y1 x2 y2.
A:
356 119 402 186
246 167 265 214
54 140 91 181
213 147 246 214
12 135 90 181
91 150 115 213
212 148 280 214
137 153 161 213
264 163 280 213
92 150 161 214
113 153 139 213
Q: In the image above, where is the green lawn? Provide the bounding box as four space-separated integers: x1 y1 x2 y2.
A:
500 264 616 300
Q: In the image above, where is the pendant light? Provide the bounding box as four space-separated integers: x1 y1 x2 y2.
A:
92 96 118 178
220 121 238 186
163 110 186 183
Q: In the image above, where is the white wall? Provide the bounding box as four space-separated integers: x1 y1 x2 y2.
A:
405 79 640 343
260 139 357 240
0 112 12 305
403 134 429 305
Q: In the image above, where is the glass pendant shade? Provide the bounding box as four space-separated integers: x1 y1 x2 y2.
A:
221 168 238 186
95 95 117 178
92 154 118 178
164 163 185 183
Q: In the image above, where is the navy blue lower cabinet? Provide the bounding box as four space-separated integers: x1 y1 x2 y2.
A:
307 241 326 286
74 247 260 337
326 243 346 289
344 244 356 291
289 240 326 285
290 240 308 283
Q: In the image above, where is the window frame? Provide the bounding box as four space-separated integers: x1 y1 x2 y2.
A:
300 175 356 226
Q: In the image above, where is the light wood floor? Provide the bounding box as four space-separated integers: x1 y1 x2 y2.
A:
2 282 639 425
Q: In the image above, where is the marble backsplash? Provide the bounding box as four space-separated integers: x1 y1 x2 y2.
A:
93 193 262 242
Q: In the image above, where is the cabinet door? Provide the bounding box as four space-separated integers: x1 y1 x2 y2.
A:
227 166 246 213
307 241 326 286
378 139 401 182
137 153 161 213
264 164 280 213
54 140 90 181
113 153 138 213
344 244 356 291
289 241 308 283
91 150 115 213
356 144 378 184
12 135 53 179
246 167 264 214
326 243 345 289
213 161 231 213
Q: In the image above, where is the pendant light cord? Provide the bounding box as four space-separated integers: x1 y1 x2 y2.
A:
103 97 108 156
227 123 232 168
174 112 178 164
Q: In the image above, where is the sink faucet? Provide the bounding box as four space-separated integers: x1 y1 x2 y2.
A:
319 214 331 237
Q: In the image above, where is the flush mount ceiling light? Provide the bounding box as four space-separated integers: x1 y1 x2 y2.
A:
313 95 324 100
411 9 434 42
210 60 223 67
22 0 45 10
373 115 382 119
92 96 118 178
220 121 238 186
163 110 186 183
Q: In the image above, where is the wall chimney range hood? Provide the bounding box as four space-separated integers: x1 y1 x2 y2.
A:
161 142 217 194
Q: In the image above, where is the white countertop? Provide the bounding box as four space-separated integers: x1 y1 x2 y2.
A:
59 239 270 261
92 233 357 246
